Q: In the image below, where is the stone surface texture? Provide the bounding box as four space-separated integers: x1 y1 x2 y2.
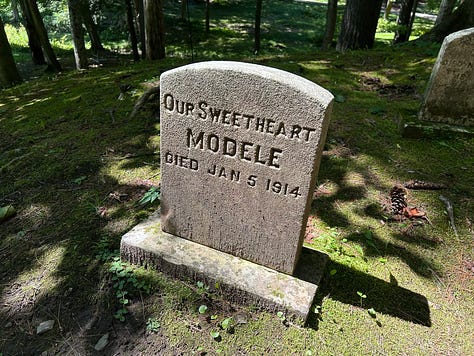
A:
419 27 474 127
160 61 333 274
120 211 328 324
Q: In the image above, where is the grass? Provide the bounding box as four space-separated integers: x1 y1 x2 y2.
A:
1 0 474 354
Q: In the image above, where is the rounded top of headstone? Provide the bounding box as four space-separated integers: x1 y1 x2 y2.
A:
162 61 334 106
444 27 474 43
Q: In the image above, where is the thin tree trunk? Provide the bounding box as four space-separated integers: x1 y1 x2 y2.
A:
322 0 338 49
126 0 140 61
24 0 62 71
18 0 46 65
406 0 419 39
181 0 187 21
144 0 165 60
205 0 210 32
135 0 146 59
254 0 262 53
384 0 393 20
80 0 104 52
11 0 21 26
68 0 88 69
0 17 22 88
393 0 416 43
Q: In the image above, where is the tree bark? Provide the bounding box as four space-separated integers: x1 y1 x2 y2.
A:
68 0 88 69
144 0 165 60
336 0 384 52
24 0 62 71
18 0 46 65
434 0 457 26
205 0 210 32
384 0 394 20
322 0 338 49
11 0 21 26
419 0 474 42
393 0 416 43
254 0 263 53
0 17 22 88
80 0 104 52
181 0 187 21
135 0 146 58
125 0 140 61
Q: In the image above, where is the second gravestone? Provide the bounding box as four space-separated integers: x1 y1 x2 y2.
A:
419 27 474 127
160 61 333 275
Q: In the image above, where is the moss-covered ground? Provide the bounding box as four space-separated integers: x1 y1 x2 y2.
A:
1 0 473 354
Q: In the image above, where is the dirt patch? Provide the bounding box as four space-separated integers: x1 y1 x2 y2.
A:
358 74 418 99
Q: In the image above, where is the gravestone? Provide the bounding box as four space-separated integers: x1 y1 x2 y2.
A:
160 61 333 274
121 61 333 323
419 27 474 128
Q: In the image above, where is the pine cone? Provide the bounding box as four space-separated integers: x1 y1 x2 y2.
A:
390 185 407 215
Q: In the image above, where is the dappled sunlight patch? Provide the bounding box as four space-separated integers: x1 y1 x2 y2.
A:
103 216 138 235
17 203 52 231
1 245 65 313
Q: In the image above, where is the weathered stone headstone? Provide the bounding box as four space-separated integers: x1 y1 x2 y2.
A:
121 61 333 323
159 61 333 274
419 27 474 127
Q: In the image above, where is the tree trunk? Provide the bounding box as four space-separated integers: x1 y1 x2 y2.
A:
419 0 474 42
205 0 210 32
24 0 62 71
11 0 21 26
125 0 140 61
68 0 88 69
254 0 263 53
406 0 419 39
18 0 46 65
144 0 165 60
434 0 457 26
322 0 338 49
384 0 393 20
135 0 146 58
336 0 384 52
80 0 104 52
181 0 187 21
0 17 22 88
393 0 416 43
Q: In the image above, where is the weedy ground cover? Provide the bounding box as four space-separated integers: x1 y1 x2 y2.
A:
1 0 473 354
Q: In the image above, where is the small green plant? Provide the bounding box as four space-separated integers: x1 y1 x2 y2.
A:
72 175 87 185
367 308 377 318
210 330 221 341
109 257 151 321
94 235 119 262
221 317 234 333
357 291 367 307
198 305 208 314
146 317 161 333
196 281 210 296
277 311 286 322
139 186 160 205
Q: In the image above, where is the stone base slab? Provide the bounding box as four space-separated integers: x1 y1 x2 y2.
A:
120 211 327 324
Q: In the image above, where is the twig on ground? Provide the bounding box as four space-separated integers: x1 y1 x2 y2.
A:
439 195 459 237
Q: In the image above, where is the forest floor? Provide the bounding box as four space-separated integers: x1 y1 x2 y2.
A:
1 0 474 355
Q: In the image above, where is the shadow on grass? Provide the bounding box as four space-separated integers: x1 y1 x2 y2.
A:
308 259 431 329
298 249 431 329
